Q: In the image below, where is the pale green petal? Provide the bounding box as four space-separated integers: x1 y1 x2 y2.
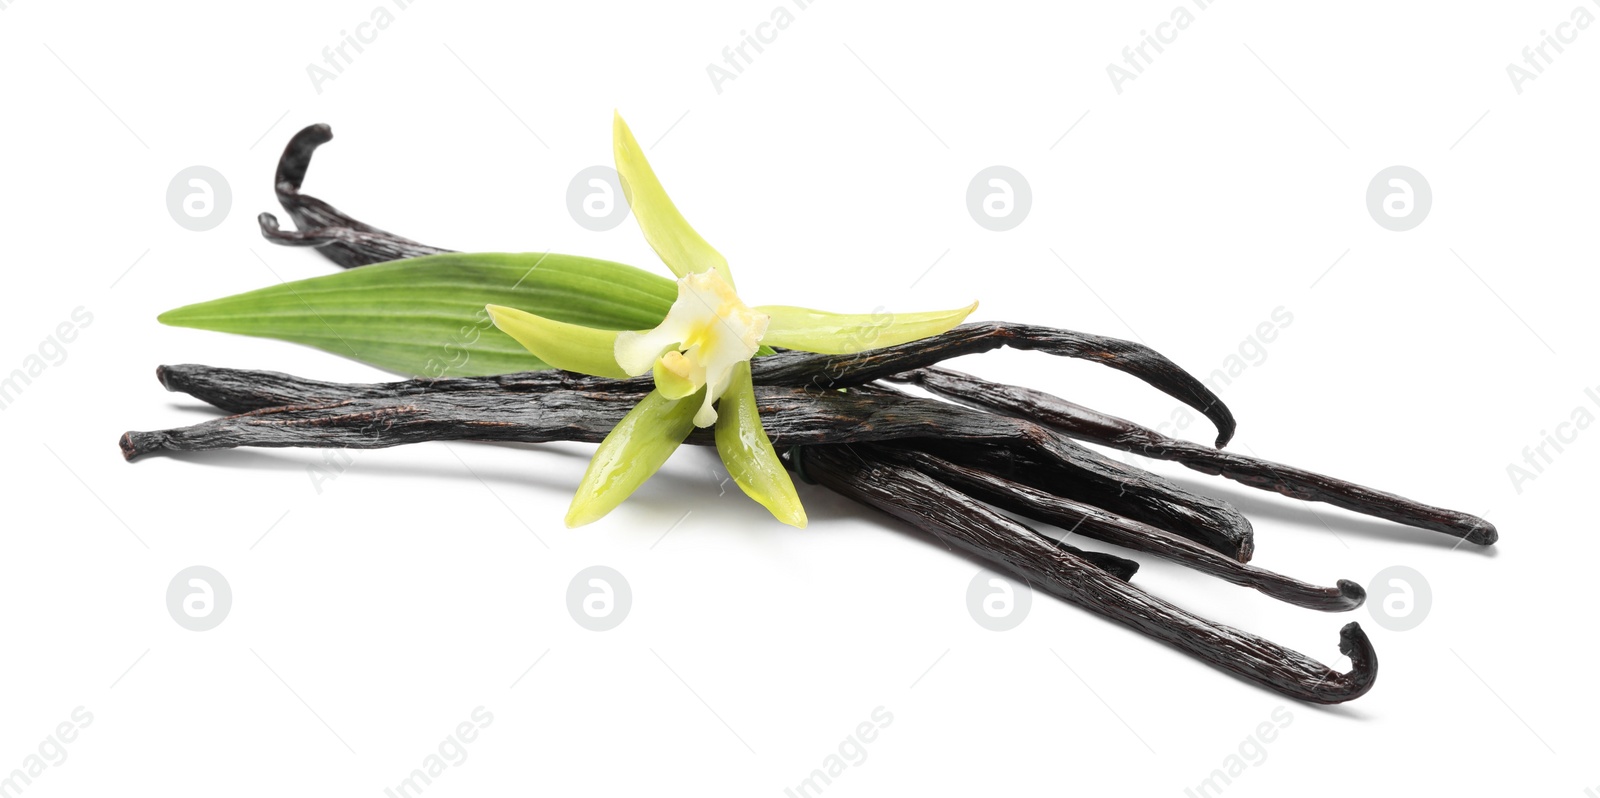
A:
713 362 807 528
652 354 699 399
756 302 978 354
566 389 703 528
485 304 629 379
613 111 736 288
615 323 687 376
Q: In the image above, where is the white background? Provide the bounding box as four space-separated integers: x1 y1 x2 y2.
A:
2 1 1596 795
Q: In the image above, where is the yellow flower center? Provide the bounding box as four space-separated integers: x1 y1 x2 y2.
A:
614 271 769 427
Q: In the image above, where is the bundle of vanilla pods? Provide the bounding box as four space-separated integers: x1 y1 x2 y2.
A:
122 126 1497 703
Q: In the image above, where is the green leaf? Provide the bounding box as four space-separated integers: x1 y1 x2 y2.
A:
485 304 629 379
714 362 806 528
757 302 978 354
159 252 676 377
566 388 703 527
613 111 736 288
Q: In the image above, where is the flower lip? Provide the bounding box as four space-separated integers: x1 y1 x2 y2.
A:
615 270 769 427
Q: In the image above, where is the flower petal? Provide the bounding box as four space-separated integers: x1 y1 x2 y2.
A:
756 302 978 354
485 304 629 379
615 323 688 376
565 388 704 527
688 296 769 428
652 352 701 399
613 111 736 287
713 362 807 528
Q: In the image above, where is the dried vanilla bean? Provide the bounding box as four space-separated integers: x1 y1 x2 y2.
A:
121 384 637 459
1050 547 1140 582
904 437 1253 562
755 323 1235 447
259 124 448 267
795 444 1378 704
894 367 1497 545
150 363 620 414
137 364 1254 562
877 445 1362 611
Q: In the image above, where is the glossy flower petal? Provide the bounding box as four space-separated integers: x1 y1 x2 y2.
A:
485 304 629 379
565 388 704 527
714 362 806 528
757 302 978 354
613 112 735 288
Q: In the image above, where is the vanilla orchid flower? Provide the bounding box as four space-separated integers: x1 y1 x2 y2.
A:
614 270 768 427
487 112 976 528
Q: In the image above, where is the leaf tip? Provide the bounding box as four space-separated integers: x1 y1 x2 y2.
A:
156 304 195 328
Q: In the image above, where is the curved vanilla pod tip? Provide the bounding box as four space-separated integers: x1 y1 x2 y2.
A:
752 322 1238 448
